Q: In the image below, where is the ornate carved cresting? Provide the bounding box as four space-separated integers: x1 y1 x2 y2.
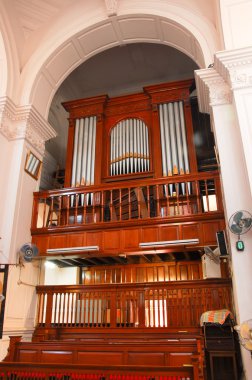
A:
0 97 56 155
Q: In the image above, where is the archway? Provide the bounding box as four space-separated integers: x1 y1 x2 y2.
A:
18 1 220 119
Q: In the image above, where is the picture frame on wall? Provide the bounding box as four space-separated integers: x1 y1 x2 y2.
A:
24 151 42 180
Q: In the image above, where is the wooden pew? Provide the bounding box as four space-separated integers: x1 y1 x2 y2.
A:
2 334 204 380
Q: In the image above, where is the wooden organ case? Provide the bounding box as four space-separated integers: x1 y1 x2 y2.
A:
32 78 225 256
63 80 198 188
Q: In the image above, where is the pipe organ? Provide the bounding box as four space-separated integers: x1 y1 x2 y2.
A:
63 80 197 189
110 118 150 176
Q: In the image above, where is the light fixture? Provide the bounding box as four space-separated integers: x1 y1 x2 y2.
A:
139 239 199 248
46 246 99 254
44 261 57 269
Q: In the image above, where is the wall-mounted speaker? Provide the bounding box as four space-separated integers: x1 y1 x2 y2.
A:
216 230 228 256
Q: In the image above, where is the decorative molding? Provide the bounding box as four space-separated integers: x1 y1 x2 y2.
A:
104 0 118 16
195 68 232 114
215 47 252 90
0 97 57 155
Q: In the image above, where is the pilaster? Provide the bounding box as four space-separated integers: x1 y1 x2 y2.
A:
195 47 252 379
0 96 56 157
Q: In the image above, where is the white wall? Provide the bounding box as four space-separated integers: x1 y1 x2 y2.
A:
220 0 252 50
44 264 78 286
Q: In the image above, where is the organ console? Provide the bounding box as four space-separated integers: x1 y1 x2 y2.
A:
62 80 197 190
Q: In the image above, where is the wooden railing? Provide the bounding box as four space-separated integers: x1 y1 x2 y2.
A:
36 279 232 330
0 363 194 380
32 171 222 230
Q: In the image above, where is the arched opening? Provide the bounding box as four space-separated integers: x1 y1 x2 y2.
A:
41 43 215 194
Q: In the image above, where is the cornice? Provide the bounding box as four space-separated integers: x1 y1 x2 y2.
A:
215 46 252 90
0 97 57 155
195 68 232 114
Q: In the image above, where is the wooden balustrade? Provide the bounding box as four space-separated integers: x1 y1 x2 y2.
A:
36 279 232 331
32 172 222 230
0 363 194 380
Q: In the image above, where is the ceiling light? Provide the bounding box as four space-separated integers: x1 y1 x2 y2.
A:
139 239 199 248
46 246 99 254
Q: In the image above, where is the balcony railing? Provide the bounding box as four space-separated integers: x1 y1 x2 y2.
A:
32 171 222 230
36 279 232 330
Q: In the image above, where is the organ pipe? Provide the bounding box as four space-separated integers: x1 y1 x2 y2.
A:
71 116 97 188
159 101 190 195
110 118 150 176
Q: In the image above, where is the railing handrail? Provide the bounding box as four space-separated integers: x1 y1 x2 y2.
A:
34 170 220 198
36 278 232 293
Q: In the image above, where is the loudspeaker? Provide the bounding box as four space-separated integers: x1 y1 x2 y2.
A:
216 230 228 256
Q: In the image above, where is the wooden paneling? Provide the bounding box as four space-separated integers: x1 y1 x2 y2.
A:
67 233 85 247
33 216 225 256
82 261 202 285
159 225 179 241
86 231 102 247
41 351 73 364
10 338 202 369
181 223 200 240
103 230 121 250
141 227 158 242
122 229 140 249
128 352 165 365
48 234 67 248
77 351 123 365
202 220 222 245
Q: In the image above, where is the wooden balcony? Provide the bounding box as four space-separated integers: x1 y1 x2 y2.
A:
31 171 225 257
0 279 232 379
34 278 232 338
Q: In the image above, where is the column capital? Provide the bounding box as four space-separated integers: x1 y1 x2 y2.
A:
0 97 56 156
215 46 252 90
195 68 232 113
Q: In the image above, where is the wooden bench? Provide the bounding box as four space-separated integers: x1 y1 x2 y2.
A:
2 333 204 380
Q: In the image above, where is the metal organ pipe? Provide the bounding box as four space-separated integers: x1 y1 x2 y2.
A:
110 118 150 176
158 101 190 195
71 116 97 189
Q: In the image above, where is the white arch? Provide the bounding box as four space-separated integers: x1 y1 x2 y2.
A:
0 2 20 100
18 0 221 118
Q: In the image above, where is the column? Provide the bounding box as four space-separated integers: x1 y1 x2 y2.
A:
0 96 56 359
195 52 252 379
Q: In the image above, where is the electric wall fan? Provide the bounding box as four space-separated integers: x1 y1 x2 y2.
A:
18 243 39 263
228 210 252 251
235 319 252 352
